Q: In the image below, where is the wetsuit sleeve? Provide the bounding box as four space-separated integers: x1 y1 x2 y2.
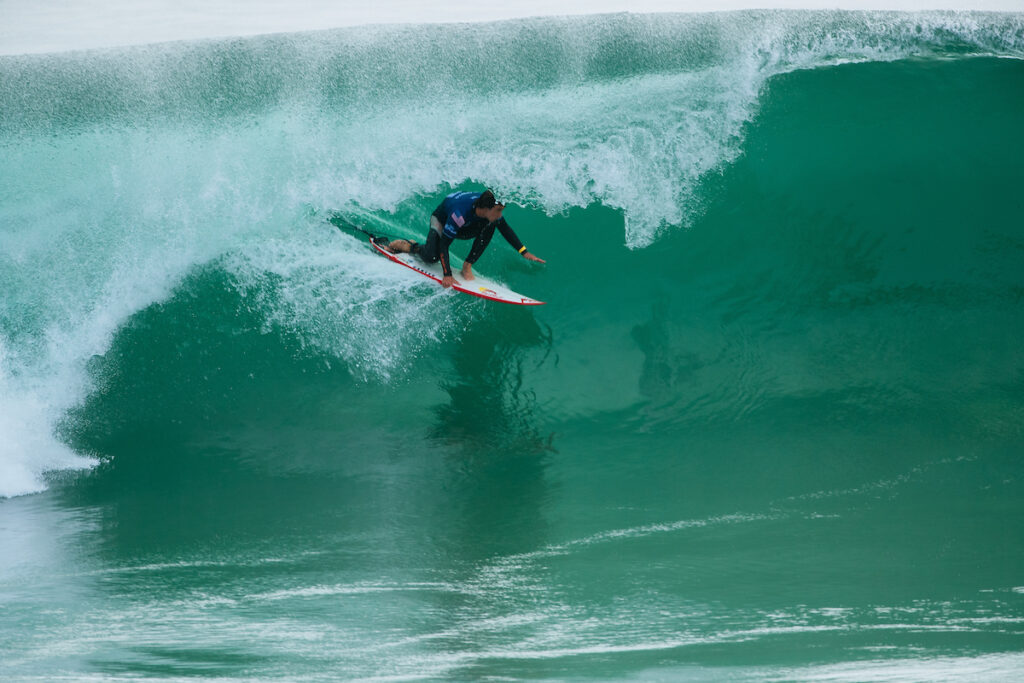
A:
496 219 525 253
465 224 496 265
439 234 454 277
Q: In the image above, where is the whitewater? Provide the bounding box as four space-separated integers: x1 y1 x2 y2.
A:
2 3 1024 681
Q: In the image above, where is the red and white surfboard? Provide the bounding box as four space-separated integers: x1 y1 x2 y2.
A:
369 238 544 306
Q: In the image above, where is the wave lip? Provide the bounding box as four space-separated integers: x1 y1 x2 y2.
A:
3 2 1023 56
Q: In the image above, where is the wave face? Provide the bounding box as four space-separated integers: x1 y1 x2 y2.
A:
1 11 1024 679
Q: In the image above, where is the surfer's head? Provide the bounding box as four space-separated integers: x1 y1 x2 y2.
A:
474 190 505 221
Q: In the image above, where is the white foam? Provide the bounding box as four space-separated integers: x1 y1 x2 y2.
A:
250 581 463 602
767 652 1024 682
220 228 458 382
0 385 95 498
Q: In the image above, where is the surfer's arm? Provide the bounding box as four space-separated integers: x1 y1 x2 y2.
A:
497 220 546 263
496 219 524 252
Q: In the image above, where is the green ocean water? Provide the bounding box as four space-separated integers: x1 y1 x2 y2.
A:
2 10 1024 681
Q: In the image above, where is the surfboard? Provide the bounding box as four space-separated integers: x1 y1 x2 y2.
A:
328 212 544 306
368 236 544 306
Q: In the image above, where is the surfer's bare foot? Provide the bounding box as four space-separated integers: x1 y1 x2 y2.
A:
386 239 413 254
460 263 475 281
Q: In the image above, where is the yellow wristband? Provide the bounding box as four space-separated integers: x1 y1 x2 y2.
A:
518 246 527 254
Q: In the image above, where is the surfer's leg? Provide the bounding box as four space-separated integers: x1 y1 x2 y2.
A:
417 230 441 264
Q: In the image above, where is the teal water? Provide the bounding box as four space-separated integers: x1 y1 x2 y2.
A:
2 10 1024 681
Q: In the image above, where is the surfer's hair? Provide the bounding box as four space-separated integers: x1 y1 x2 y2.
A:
475 190 503 209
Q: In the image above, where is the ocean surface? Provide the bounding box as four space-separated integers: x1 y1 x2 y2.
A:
2 9 1024 681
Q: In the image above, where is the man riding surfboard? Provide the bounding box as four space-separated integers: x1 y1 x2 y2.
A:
385 190 545 288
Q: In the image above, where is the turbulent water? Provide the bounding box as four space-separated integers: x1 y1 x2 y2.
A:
2 9 1024 681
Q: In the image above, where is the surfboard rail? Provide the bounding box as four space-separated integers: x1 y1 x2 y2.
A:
369 239 544 306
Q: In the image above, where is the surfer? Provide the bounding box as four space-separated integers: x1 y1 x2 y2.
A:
386 190 545 289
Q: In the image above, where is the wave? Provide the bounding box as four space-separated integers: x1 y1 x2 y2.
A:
1 10 1023 497
3 12 1022 239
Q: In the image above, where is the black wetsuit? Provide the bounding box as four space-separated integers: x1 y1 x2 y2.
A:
414 191 525 277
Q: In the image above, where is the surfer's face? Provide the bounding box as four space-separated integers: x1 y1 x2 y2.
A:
478 204 504 222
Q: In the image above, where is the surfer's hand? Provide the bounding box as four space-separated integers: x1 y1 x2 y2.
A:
442 274 456 288
523 251 546 264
